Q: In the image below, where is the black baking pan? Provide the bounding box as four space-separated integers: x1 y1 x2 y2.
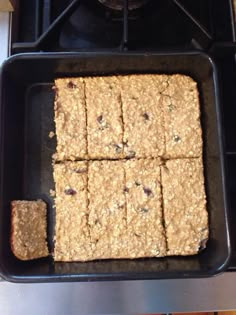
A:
0 52 231 282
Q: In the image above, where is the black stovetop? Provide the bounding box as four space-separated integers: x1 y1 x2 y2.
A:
11 0 236 270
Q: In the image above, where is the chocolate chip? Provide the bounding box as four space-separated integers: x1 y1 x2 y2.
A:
67 81 77 89
142 112 149 121
64 188 77 195
140 207 149 213
74 168 87 174
168 104 175 112
97 115 110 130
173 135 181 143
143 187 153 197
97 115 103 124
135 181 141 186
95 219 100 225
124 186 129 193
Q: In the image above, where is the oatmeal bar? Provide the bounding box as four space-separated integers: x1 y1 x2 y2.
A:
161 158 208 256
85 76 124 159
88 160 127 259
161 75 202 158
120 75 165 158
53 161 91 261
125 159 166 258
54 78 87 161
11 200 48 260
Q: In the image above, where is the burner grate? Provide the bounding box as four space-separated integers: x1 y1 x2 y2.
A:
12 0 235 53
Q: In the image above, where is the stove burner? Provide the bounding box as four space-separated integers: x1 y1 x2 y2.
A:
98 0 148 10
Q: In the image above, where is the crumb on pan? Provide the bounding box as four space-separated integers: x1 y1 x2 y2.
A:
49 189 55 197
48 131 55 139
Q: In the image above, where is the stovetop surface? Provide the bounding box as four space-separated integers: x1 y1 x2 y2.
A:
11 0 236 270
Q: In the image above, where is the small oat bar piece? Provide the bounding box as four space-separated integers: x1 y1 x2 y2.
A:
161 158 208 256
11 200 48 260
88 160 127 259
53 161 91 261
125 159 166 258
120 75 165 158
54 78 87 161
161 75 202 158
85 76 124 159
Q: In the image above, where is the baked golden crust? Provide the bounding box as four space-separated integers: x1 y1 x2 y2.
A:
53 161 91 261
120 75 165 158
51 74 207 261
54 78 87 161
85 76 124 159
125 158 166 258
88 160 127 259
11 200 48 260
161 158 208 256
161 75 202 158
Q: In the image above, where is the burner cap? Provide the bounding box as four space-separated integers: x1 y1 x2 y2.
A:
98 0 148 10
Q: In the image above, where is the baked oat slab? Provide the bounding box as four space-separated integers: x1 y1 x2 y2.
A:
120 75 165 158
88 160 127 259
53 161 91 262
11 200 48 260
85 76 124 159
125 159 166 258
54 78 87 161
161 158 208 256
161 75 202 158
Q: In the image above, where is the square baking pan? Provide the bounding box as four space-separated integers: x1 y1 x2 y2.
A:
0 52 231 282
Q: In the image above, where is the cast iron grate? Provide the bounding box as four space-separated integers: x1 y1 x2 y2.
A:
12 0 234 52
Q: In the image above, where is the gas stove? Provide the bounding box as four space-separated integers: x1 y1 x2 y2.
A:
12 0 234 52
9 0 236 272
